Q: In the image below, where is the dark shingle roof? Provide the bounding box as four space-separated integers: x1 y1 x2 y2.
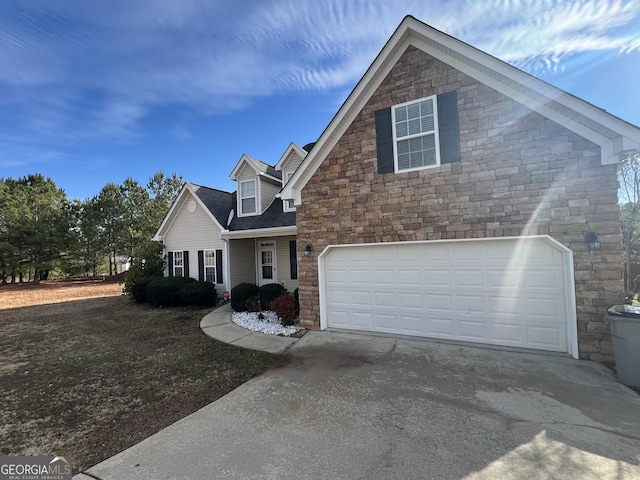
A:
189 183 234 229
189 182 295 231
228 195 296 231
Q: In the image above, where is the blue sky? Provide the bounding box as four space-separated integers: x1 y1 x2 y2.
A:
1 0 639 201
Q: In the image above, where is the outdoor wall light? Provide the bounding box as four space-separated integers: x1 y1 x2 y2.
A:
585 231 601 253
304 244 312 256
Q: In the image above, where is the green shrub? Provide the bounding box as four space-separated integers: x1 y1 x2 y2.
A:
293 288 299 314
146 277 196 307
259 283 286 310
131 276 158 303
270 294 297 326
178 281 217 307
231 283 259 312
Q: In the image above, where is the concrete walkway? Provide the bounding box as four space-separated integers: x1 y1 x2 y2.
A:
199 302 300 355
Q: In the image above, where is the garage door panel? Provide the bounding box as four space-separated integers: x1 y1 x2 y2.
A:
455 269 485 288
425 293 453 313
398 292 422 310
350 269 371 285
372 269 395 285
425 269 452 287
429 317 455 336
398 270 422 287
351 290 372 307
458 319 488 340
323 238 571 354
374 292 396 308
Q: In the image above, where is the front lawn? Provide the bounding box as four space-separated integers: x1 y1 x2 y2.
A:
0 295 278 473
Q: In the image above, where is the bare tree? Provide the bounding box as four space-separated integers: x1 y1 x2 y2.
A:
619 153 640 290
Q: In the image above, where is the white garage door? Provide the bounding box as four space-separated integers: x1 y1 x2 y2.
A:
320 236 577 357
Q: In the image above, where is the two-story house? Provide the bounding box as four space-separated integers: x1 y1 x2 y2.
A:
153 142 311 293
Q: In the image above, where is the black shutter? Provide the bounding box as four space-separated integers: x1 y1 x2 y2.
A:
437 91 461 164
216 249 223 284
375 107 394 174
183 251 190 278
168 252 174 277
198 250 204 281
289 241 298 280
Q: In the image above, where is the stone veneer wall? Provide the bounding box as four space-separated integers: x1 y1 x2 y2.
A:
296 46 623 361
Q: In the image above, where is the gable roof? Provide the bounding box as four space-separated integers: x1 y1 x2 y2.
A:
153 182 233 240
281 15 640 205
275 142 308 171
229 153 281 182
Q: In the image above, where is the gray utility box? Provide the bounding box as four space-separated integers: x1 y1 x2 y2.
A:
607 305 640 387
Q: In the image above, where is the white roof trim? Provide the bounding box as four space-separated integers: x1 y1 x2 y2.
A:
152 183 225 240
220 225 297 240
281 15 640 203
230 154 280 182
275 142 307 171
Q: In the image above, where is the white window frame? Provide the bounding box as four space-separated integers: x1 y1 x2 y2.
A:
173 251 184 277
283 171 295 212
391 94 441 173
239 179 257 216
204 250 216 283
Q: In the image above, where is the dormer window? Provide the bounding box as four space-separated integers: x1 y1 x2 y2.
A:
240 180 256 215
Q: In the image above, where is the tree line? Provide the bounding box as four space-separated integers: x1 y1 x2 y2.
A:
0 171 182 284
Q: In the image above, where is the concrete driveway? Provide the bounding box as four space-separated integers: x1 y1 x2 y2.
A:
78 331 640 480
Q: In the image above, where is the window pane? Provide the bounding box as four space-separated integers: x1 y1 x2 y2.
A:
242 197 256 214
174 266 183 277
420 99 433 116
241 181 255 196
397 139 409 155
205 267 216 283
422 115 434 132
204 250 215 265
396 122 408 138
398 153 410 170
408 118 421 136
262 266 273 279
396 106 407 122
410 151 423 168
174 252 183 266
407 102 420 120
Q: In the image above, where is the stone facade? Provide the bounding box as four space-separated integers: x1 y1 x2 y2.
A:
296 46 623 361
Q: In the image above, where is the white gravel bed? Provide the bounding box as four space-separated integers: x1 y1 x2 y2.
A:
231 310 300 336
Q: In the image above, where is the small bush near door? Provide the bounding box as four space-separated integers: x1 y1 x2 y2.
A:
231 283 260 312
259 283 286 310
270 294 297 326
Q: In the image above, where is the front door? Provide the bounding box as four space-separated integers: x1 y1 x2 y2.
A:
258 242 276 286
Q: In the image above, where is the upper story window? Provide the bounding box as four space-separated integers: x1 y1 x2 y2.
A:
284 171 295 211
240 180 256 215
392 95 440 172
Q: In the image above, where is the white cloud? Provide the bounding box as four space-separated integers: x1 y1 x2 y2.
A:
0 0 638 150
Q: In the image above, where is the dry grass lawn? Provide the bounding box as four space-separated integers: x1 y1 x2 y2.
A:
0 278 278 473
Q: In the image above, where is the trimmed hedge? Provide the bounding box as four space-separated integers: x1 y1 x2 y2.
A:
231 283 260 312
259 283 286 310
178 281 217 307
131 276 157 303
146 277 196 307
